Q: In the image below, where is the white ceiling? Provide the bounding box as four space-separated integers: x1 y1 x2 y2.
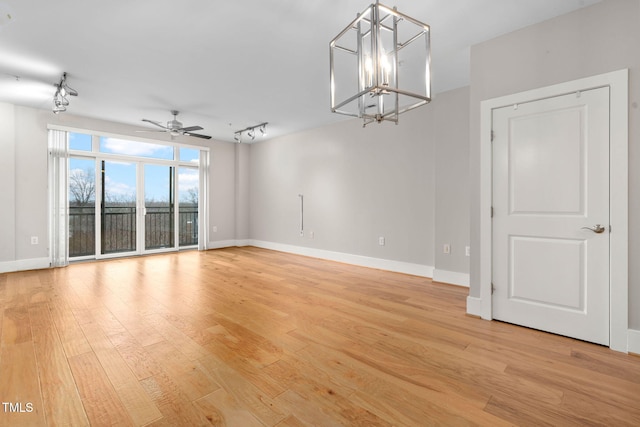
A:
0 0 599 142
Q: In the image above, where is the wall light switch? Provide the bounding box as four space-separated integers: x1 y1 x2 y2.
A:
379 236 385 246
465 246 471 257
31 236 38 245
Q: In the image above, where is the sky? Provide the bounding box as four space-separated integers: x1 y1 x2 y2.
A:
68 132 200 204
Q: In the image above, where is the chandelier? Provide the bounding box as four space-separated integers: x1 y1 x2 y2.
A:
330 1 431 126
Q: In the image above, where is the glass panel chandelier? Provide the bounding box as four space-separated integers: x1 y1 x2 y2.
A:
330 1 431 126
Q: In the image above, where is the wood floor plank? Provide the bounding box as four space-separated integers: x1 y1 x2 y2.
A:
107 331 164 381
92 345 163 425
29 303 89 426
67 351 134 426
194 389 265 427
0 342 46 427
198 353 288 426
275 415 307 427
145 313 209 361
47 296 93 357
203 337 288 399
293 341 512 426
140 372 214 426
143 340 220 402
1 246 639 426
2 306 32 345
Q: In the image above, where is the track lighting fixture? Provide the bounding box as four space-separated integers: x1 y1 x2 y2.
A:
52 72 78 114
233 122 268 143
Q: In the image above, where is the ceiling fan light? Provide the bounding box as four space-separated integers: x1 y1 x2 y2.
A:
65 86 78 96
52 72 78 113
52 103 66 114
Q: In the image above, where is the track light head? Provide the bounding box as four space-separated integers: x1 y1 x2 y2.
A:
233 122 268 143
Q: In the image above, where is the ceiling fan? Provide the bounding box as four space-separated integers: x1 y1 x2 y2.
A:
139 110 211 139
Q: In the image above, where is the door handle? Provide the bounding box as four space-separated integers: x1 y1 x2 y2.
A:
581 224 606 234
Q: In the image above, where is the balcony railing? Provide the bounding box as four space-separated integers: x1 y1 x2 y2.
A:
69 205 198 258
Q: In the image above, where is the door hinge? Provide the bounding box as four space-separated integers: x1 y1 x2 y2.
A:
491 206 494 218
491 283 495 295
491 130 495 142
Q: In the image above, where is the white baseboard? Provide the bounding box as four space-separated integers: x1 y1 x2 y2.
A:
207 239 250 249
433 269 470 287
0 257 50 274
628 329 640 355
466 296 482 317
248 240 434 278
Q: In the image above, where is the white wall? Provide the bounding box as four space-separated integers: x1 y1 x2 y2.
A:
0 104 238 271
468 0 640 328
248 87 470 279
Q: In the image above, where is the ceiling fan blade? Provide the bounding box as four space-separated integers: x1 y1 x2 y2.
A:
135 129 165 133
181 125 204 132
185 132 212 139
142 119 168 129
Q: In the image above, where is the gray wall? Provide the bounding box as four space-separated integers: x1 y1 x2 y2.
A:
0 103 17 261
249 86 470 273
0 103 237 266
235 143 251 241
468 0 640 328
435 87 471 273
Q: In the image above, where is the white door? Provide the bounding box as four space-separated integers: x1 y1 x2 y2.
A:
492 87 610 345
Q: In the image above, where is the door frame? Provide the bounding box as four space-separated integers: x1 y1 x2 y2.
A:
478 69 629 352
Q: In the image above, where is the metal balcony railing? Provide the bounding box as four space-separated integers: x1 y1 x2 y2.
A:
69 205 198 257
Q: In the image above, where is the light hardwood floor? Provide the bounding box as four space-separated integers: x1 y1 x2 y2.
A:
0 247 639 426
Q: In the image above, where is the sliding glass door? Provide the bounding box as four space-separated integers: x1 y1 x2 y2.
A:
144 164 175 251
67 132 204 260
178 166 199 247
101 160 137 255
69 157 96 257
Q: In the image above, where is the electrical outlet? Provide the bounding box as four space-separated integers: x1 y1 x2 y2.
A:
212 226 218 233
443 244 450 254
31 236 38 245
309 231 314 239
465 246 471 257
378 236 385 246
